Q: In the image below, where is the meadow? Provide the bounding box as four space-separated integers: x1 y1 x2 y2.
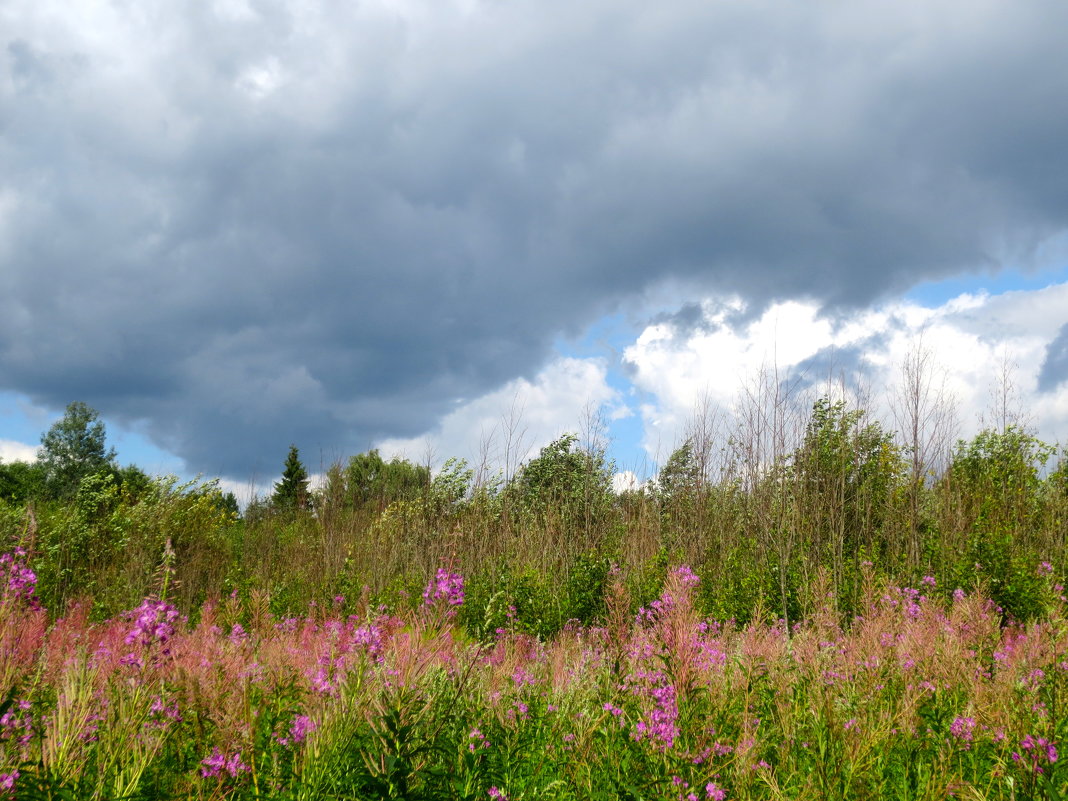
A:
1 391 1068 798
1 554 1067 799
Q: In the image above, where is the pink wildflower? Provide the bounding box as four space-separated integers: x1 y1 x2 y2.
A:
423 568 465 613
125 599 180 652
1 550 40 610
1013 735 1058 774
950 716 976 745
671 564 701 587
0 771 18 793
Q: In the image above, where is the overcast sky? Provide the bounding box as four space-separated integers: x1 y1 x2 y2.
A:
3 0 1068 488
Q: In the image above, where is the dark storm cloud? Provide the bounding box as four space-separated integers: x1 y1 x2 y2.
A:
3 0 1068 476
1038 324 1068 392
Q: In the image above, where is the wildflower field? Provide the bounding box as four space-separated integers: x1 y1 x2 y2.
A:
2 549 1067 800
4 399 1068 798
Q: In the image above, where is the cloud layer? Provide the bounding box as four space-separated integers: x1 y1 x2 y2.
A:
623 284 1068 462
3 0 1068 476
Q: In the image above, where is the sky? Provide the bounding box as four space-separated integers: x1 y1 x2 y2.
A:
3 0 1068 497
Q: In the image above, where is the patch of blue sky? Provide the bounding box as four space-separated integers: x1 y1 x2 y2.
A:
0 389 186 476
904 260 1068 307
553 313 657 478
0 390 50 446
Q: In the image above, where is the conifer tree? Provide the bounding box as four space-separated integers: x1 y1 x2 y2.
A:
272 444 310 510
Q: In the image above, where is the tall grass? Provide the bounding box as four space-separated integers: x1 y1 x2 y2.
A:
2 382 1068 796
3 398 1067 633
1 555 1066 799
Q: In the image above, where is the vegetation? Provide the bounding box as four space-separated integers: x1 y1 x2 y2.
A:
272 446 311 512
1 376 1067 798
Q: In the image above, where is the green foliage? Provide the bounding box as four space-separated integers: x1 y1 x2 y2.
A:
508 433 613 534
7 394 1068 636
657 440 706 541
38 401 117 500
327 449 430 512
949 426 1055 537
658 439 701 501
272 445 310 511
31 474 237 616
793 397 903 546
563 551 612 624
426 457 473 517
215 490 241 520
0 460 45 504
458 553 612 640
113 464 153 501
942 427 1058 620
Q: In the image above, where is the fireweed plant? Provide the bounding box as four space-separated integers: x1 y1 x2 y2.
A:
0 554 1066 799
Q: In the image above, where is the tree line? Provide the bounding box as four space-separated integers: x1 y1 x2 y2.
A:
1 390 1066 633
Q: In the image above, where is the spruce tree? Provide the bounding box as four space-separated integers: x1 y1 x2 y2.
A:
272 444 310 510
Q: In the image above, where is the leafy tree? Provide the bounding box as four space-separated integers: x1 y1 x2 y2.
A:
945 426 1055 621
790 397 902 598
272 445 310 510
330 449 429 511
508 432 614 532
38 401 117 499
214 490 241 520
946 426 1055 548
656 438 716 553
425 457 473 518
115 464 153 501
0 460 46 504
658 439 701 501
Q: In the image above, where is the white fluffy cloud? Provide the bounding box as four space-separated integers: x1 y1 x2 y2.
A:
0 439 36 463
624 284 1068 463
374 356 625 475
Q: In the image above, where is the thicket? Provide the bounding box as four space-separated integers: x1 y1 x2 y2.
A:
2 387 1067 634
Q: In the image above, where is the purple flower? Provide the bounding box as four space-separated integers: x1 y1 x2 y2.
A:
0 699 33 747
201 747 250 779
225 752 250 776
671 564 701 588
423 568 465 610
468 727 489 752
705 782 726 801
290 715 316 745
950 716 976 744
488 787 508 800
0 771 18 793
634 684 680 750
1014 735 1059 774
119 652 144 670
1 551 40 610
125 599 180 652
200 748 226 778
309 666 336 696
351 622 385 661
149 697 182 723
511 666 536 687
